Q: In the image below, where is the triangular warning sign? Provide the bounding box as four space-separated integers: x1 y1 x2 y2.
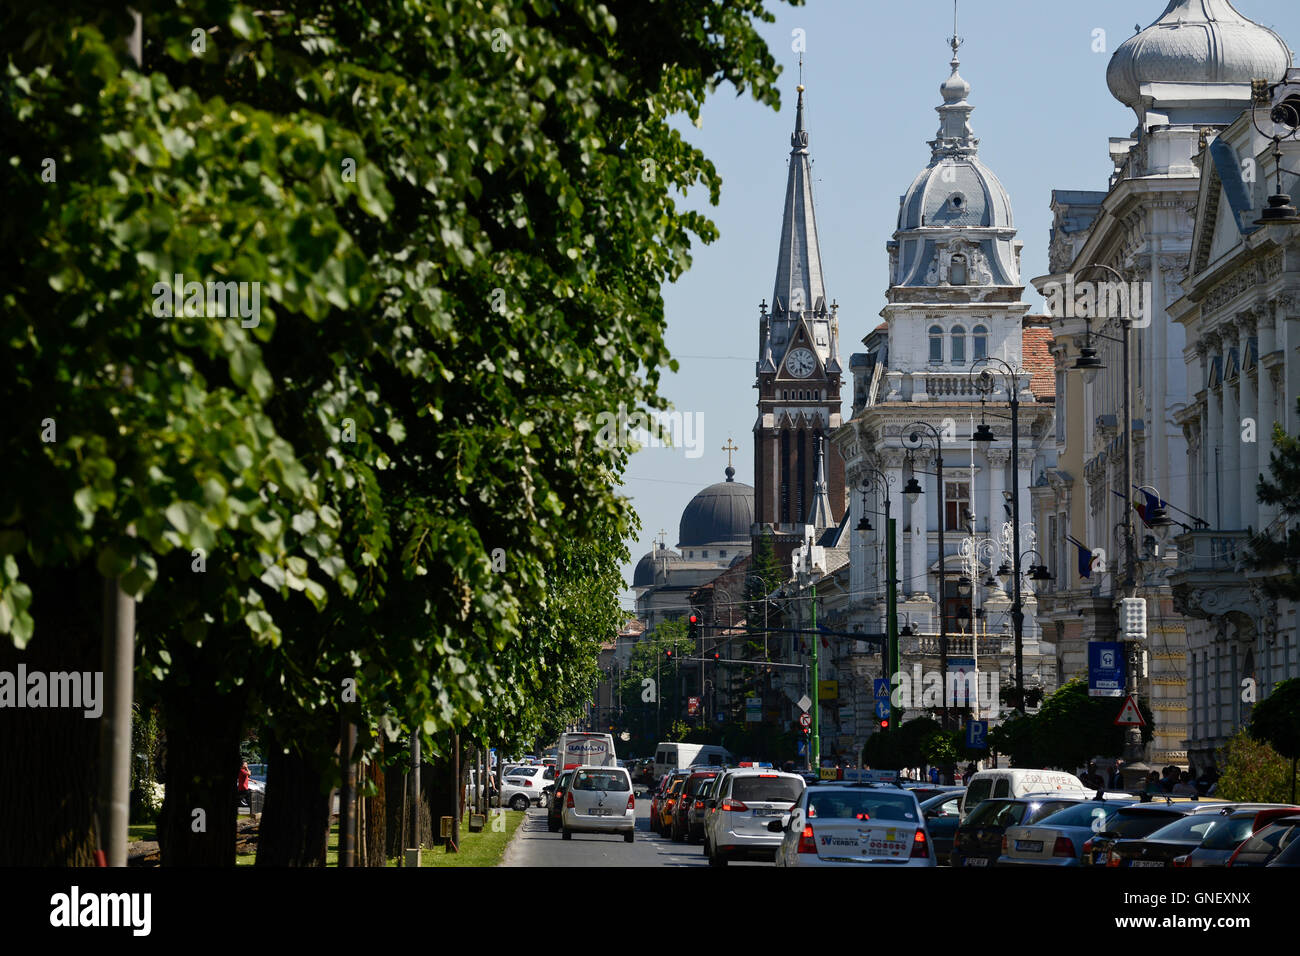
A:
1114 695 1145 726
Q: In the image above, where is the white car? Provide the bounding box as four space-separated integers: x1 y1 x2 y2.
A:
773 783 935 867
703 768 805 866
561 766 636 842
501 765 554 811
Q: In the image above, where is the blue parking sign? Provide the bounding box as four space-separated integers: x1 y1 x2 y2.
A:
966 720 988 750
873 678 891 699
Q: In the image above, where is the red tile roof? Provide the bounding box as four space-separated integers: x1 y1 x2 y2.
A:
1022 317 1055 401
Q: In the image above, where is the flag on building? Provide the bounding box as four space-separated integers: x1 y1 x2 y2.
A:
1065 535 1093 579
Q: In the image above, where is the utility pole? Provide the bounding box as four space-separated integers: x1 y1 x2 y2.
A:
406 732 420 867
811 579 819 773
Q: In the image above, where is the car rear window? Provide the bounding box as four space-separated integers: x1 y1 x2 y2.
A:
1035 802 1120 829
732 776 803 803
572 770 630 792
1111 811 1183 837
1200 816 1258 850
1025 801 1079 824
1144 814 1224 844
509 767 539 777
808 791 917 822
684 775 715 796
966 799 1013 826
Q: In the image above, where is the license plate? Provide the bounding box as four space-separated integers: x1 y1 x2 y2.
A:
964 857 989 867
1016 840 1043 853
591 808 611 816
756 809 784 816
1129 860 1164 868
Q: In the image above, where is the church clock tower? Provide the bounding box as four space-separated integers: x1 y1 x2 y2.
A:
753 83 846 534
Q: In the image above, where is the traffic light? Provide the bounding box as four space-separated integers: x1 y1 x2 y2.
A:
688 613 700 640
712 651 720 662
879 718 889 730
665 648 673 661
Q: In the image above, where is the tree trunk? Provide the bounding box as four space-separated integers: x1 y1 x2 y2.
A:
0 562 102 865
156 641 247 866
363 739 387 867
256 727 333 866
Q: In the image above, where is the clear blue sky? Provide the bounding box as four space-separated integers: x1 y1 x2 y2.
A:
618 0 1300 607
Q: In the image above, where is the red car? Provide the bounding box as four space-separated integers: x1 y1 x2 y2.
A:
672 770 721 843
648 775 670 835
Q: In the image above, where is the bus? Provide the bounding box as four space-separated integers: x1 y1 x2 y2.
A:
555 732 618 771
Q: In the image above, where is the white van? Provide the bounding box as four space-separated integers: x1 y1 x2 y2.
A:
653 742 733 780
556 732 617 772
959 769 1093 821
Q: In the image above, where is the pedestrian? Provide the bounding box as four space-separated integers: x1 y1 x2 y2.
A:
1172 771 1197 796
237 760 254 819
928 765 940 785
1145 770 1163 795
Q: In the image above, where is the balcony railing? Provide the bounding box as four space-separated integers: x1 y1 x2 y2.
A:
914 635 1004 657
923 375 987 400
1174 530 1251 574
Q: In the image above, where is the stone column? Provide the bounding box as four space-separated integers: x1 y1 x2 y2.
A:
987 448 1008 538
1258 306 1279 527
909 450 930 598
1204 332 1222 529
1221 327 1241 530
1282 293 1300 437
1237 310 1259 530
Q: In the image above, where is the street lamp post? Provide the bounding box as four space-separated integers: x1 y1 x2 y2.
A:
903 422 948 728
1068 262 1146 775
858 467 899 731
970 356 1030 714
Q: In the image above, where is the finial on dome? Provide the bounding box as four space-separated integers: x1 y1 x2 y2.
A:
791 79 808 150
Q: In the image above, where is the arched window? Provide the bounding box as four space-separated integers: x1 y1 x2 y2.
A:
951 325 966 365
950 255 968 285
929 325 944 363
973 324 988 361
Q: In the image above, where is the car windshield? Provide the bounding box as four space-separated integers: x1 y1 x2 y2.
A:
732 776 803 803
1200 816 1259 850
572 771 629 792
1143 814 1224 844
1035 802 1123 830
807 790 917 822
1111 811 1183 837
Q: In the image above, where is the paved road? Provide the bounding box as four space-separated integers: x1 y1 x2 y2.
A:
501 800 772 867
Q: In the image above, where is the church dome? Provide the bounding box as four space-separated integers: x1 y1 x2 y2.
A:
897 157 1015 232
1107 0 1291 110
678 467 754 548
633 546 682 587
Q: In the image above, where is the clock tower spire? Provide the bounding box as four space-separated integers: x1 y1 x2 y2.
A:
753 80 845 535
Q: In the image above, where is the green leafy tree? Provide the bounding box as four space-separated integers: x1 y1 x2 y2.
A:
1248 396 1300 599
1249 678 1300 803
1217 728 1300 804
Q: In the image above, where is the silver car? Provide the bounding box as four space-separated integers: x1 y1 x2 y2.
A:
774 784 934 867
998 799 1138 866
561 766 635 842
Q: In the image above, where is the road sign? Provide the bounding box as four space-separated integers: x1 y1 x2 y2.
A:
1088 642 1125 698
873 678 891 699
875 700 891 719
745 696 761 723
796 694 812 713
799 712 812 728
818 680 839 701
966 720 989 749
796 740 807 756
1115 695 1145 726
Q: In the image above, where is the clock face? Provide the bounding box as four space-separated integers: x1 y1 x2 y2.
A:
785 347 816 378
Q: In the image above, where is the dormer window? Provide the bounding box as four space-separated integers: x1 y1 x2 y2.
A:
950 254 968 286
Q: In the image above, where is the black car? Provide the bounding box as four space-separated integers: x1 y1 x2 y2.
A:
950 797 1083 868
1083 804 1213 866
672 769 722 843
546 770 576 833
1230 814 1300 866
1106 806 1241 868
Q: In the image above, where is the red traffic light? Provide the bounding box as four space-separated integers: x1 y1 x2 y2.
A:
688 614 699 625
712 652 720 661
878 719 889 730
665 649 673 659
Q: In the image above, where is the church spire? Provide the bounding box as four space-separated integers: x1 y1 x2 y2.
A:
931 0 978 160
771 75 826 320
806 434 835 531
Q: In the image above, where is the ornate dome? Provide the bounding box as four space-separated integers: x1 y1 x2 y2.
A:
633 546 681 588
897 157 1015 233
1107 1 1291 110
678 467 754 548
